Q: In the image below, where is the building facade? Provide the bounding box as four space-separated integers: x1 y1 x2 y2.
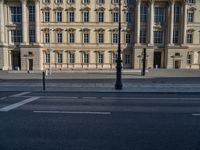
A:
0 0 200 71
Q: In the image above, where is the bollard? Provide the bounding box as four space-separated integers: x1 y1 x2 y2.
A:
141 48 147 76
42 71 46 92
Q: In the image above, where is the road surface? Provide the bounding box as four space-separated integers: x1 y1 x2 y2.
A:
0 92 200 150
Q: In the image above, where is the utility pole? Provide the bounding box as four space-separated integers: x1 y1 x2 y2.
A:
141 48 147 76
115 0 123 90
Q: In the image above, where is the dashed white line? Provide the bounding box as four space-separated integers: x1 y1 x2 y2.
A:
33 111 111 115
0 97 40 112
192 114 200 116
0 97 7 100
82 97 97 99
10 92 31 97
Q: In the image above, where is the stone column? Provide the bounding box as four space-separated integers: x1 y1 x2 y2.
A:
0 0 4 44
21 0 28 44
182 1 187 44
136 0 141 44
149 0 154 45
169 0 174 45
35 0 40 44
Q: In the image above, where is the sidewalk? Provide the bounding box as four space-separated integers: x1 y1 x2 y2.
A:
0 69 200 92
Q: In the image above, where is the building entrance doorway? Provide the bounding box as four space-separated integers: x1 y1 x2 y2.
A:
154 52 161 68
12 51 21 70
174 60 181 69
29 59 33 70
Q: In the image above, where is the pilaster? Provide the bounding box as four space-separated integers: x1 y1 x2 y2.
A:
21 0 28 45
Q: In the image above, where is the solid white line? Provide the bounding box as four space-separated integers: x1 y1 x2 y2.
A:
0 97 40 112
10 92 31 97
192 114 200 116
33 111 111 115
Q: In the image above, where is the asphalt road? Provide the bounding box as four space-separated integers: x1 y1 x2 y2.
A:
1 92 200 150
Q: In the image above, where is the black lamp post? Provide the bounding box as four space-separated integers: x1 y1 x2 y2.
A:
115 0 123 90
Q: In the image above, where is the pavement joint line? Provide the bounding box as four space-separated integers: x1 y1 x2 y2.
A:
0 97 40 112
33 111 111 115
10 92 31 97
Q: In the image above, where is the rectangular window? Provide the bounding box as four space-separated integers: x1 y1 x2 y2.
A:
56 33 62 43
29 5 35 22
44 12 50 22
69 53 75 64
45 53 50 64
125 54 131 64
187 52 192 64
126 33 131 44
11 30 22 43
174 5 180 23
83 53 89 64
98 12 104 22
140 30 147 43
56 12 62 22
112 53 118 64
83 33 89 43
140 5 147 23
69 12 75 22
83 12 89 22
57 53 62 64
154 7 165 24
187 0 195 4
29 29 36 43
98 53 104 64
154 31 164 44
10 6 22 23
113 33 118 43
68 0 75 4
113 0 119 4
113 12 119 22
56 0 63 4
126 12 132 23
69 32 75 43
187 33 193 43
98 33 104 43
97 0 104 4
43 0 50 4
83 0 90 4
44 32 50 43
173 31 179 44
187 11 194 23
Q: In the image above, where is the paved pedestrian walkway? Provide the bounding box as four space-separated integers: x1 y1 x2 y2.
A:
0 69 200 92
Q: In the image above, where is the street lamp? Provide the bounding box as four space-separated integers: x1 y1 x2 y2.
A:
115 0 123 90
48 25 52 75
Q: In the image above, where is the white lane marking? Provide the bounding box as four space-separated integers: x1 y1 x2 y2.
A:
0 97 40 112
33 111 111 115
0 97 7 100
10 92 31 97
102 97 200 100
82 97 97 99
192 114 200 116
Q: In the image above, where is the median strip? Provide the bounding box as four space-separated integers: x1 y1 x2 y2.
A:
33 111 111 115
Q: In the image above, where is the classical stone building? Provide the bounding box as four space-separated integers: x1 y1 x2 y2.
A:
0 0 200 71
